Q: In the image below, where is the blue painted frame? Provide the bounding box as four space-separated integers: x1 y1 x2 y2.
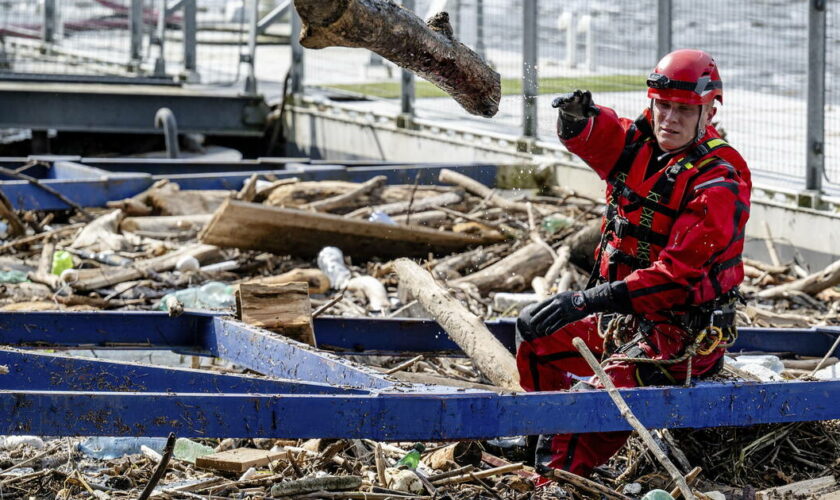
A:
0 311 837 439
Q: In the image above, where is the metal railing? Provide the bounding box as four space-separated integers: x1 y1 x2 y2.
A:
294 0 840 205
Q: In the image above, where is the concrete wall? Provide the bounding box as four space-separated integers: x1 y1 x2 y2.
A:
288 98 840 269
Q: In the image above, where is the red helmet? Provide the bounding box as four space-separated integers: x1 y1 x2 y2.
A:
647 49 723 105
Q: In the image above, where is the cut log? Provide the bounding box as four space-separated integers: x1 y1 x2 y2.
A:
393 258 520 391
438 169 531 213
294 0 500 117
423 442 482 471
757 258 840 298
199 199 498 259
70 244 220 291
235 282 315 345
120 214 213 234
196 448 288 473
450 242 553 294
243 269 330 295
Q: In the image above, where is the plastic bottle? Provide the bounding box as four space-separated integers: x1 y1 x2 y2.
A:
173 438 215 464
368 211 397 225
541 214 574 235
51 250 74 276
317 247 351 289
396 443 425 469
78 436 168 459
641 490 675 500
158 281 235 311
0 270 28 284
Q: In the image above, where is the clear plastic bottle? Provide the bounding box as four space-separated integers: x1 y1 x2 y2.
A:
78 436 168 459
317 247 351 289
0 270 28 283
158 281 235 311
173 438 215 464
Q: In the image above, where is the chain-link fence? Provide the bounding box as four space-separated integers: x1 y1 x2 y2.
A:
825 2 840 195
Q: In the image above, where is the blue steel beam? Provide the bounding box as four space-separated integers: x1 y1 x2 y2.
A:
207 317 394 390
0 311 212 349
0 349 367 395
2 380 839 438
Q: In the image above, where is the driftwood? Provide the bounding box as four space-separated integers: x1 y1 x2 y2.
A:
572 337 697 500
439 169 531 213
450 242 553 294
757 258 840 298
390 210 449 226
0 189 25 238
244 268 330 295
120 214 213 234
70 244 220 291
28 238 60 290
755 475 836 500
302 176 387 212
0 223 83 254
269 475 363 497
196 448 288 473
235 282 315 345
346 190 465 218
393 258 520 391
294 0 500 117
543 468 630 500
200 200 497 259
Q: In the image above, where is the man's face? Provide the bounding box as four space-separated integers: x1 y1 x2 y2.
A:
652 99 715 151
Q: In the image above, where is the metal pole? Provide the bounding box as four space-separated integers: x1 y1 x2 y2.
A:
290 4 304 95
130 0 144 65
182 0 198 80
475 0 485 59
656 0 671 59
522 0 538 138
43 0 56 43
153 0 167 76
401 0 416 121
806 0 827 193
258 0 291 35
243 0 259 94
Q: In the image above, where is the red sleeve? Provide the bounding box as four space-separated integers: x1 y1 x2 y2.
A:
623 163 751 313
560 106 633 180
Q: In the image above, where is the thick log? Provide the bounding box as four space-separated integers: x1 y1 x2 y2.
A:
236 282 315 345
757 258 840 298
450 242 553 294
302 176 387 212
393 258 520 391
199 199 497 259
294 0 500 117
438 169 531 213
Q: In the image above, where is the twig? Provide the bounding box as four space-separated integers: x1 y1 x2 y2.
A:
0 223 84 254
763 221 781 267
671 467 703 499
302 175 387 212
431 463 523 486
469 472 503 500
571 337 697 500
137 432 176 500
374 444 388 487
385 354 425 374
312 292 345 318
803 333 840 379
0 189 25 237
0 166 94 220
543 468 631 500
432 204 515 237
405 171 422 225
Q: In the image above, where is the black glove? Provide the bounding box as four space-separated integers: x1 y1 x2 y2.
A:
552 89 599 139
520 281 631 339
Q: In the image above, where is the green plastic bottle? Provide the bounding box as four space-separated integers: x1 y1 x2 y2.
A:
51 250 74 276
396 443 425 469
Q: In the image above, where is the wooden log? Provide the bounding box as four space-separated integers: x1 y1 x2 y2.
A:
28 238 60 290
438 169 530 213
393 258 520 391
757 258 840 298
567 219 602 271
755 475 836 500
423 442 482 471
390 210 449 226
235 282 315 345
199 199 497 259
294 0 500 117
450 242 553 294
0 223 83 254
120 214 213 234
302 175 387 212
0 189 25 238
743 257 788 275
148 185 231 216
243 268 330 295
196 448 290 473
70 244 220 291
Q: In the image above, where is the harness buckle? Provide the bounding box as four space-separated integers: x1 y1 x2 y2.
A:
612 216 630 239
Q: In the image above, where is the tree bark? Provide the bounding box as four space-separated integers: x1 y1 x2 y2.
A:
757 258 840 298
450 242 554 294
294 0 501 117
394 258 520 391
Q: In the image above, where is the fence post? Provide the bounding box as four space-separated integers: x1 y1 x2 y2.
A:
805 0 826 201
129 0 144 68
476 0 485 59
182 0 198 81
656 0 671 59
399 0 416 127
522 0 538 138
43 0 56 44
290 4 304 95
243 0 260 94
